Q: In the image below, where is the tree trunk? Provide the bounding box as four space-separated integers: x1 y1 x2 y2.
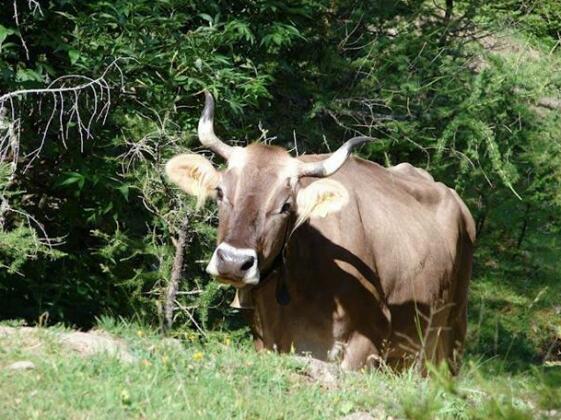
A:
164 216 190 331
516 203 531 249
444 0 454 24
475 193 489 238
439 0 454 45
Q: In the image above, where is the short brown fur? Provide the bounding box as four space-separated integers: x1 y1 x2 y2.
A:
215 144 475 372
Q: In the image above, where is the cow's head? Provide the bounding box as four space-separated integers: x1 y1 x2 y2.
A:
166 92 370 288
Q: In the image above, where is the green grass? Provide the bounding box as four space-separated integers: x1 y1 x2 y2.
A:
466 230 561 370
1 318 559 419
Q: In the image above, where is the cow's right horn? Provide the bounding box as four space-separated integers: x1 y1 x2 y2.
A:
197 91 234 160
298 136 374 178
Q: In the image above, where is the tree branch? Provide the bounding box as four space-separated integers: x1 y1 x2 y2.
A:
164 216 191 331
0 58 125 244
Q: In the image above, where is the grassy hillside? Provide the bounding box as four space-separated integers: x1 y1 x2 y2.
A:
1 320 560 419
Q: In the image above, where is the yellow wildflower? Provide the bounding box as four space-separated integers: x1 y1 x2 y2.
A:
192 351 204 362
120 389 131 405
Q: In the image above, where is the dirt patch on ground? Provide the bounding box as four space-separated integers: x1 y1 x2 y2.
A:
293 355 341 388
479 34 542 60
0 326 136 364
469 33 543 74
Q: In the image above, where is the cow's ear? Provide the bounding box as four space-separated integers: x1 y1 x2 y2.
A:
295 179 349 226
165 154 220 207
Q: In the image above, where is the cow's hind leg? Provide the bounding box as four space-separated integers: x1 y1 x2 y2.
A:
447 308 467 375
340 332 381 370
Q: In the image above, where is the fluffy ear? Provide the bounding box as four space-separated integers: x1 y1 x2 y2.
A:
165 154 220 208
295 179 349 228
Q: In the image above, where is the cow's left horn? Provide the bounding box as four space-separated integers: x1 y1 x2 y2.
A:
298 136 374 178
197 91 234 160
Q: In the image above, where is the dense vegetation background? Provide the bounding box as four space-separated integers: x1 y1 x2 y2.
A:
1 0 560 370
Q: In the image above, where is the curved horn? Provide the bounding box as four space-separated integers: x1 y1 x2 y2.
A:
298 136 374 178
197 91 234 159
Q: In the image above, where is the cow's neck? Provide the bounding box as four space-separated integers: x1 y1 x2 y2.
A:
254 250 289 305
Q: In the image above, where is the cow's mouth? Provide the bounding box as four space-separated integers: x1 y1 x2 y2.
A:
215 277 248 288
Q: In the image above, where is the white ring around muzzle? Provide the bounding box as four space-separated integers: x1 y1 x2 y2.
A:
206 242 260 286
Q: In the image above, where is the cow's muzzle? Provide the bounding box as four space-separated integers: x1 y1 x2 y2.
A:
206 243 259 287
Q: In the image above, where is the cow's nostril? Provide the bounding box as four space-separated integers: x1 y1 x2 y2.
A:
240 256 255 272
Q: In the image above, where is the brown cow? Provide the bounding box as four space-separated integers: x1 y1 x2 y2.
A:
166 92 475 372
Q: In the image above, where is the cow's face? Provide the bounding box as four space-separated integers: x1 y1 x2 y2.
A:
166 145 348 288
210 145 297 287
165 92 369 288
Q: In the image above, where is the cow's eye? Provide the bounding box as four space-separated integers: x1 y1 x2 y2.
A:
215 187 224 201
280 202 291 214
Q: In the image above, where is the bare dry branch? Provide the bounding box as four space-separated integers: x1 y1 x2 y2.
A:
0 58 125 244
1 59 124 169
175 299 206 337
12 0 43 61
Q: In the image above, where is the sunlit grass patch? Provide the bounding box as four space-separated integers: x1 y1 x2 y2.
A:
1 320 559 419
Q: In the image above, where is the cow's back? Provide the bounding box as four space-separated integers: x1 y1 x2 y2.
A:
302 156 474 304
